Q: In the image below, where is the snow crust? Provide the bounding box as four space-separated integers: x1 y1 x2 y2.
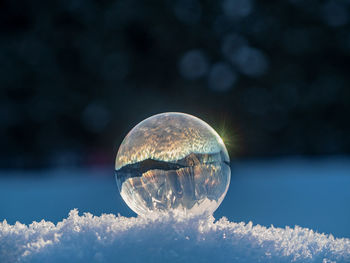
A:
1 209 349 263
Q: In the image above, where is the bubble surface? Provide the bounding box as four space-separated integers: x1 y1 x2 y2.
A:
115 112 231 216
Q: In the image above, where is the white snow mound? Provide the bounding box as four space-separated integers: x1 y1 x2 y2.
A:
1 209 349 263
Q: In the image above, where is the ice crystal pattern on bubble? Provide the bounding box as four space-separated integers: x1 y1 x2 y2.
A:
115 112 231 216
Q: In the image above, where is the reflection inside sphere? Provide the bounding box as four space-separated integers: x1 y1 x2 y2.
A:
115 112 231 216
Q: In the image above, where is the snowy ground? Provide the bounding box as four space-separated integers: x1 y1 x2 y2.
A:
0 157 349 262
1 209 350 263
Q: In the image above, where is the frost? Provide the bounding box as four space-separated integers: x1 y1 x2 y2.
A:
0 209 349 263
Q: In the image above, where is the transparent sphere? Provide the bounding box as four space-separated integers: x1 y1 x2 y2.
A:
115 112 231 216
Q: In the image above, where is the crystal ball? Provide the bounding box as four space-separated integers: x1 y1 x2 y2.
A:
115 112 231 216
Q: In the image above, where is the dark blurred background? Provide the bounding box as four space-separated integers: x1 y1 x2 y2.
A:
1 0 350 169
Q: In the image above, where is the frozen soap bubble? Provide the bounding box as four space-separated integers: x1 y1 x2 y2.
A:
115 112 231 216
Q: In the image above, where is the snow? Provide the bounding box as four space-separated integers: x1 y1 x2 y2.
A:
1 157 350 262
1 209 350 263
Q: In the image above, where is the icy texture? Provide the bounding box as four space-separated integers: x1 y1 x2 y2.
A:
1 210 349 263
115 112 229 169
116 154 230 216
115 113 231 216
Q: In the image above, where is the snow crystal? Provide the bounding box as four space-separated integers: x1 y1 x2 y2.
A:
0 209 349 263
